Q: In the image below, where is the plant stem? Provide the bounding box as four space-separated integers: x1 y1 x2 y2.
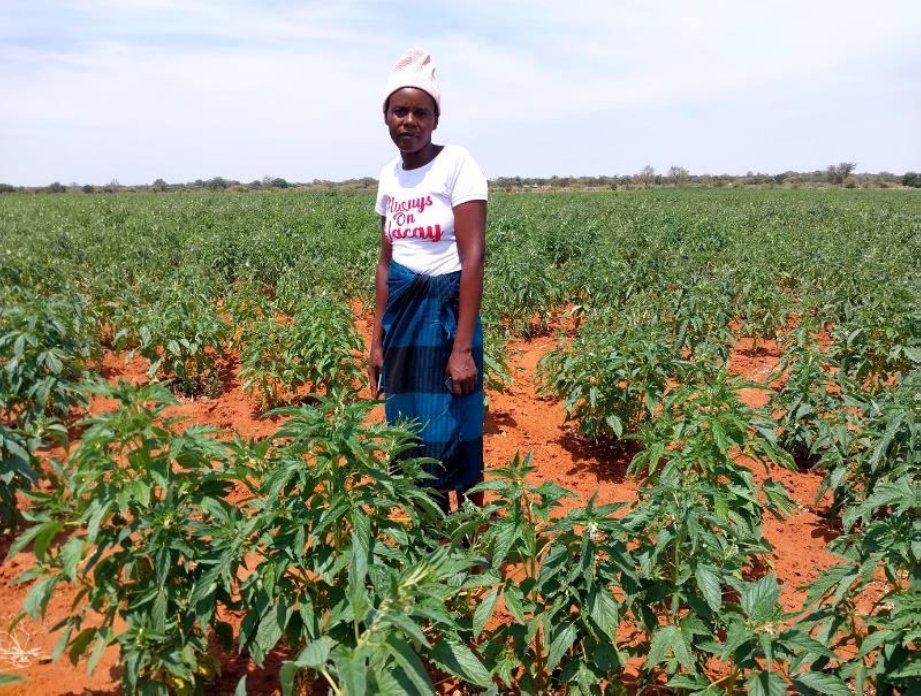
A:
320 667 343 696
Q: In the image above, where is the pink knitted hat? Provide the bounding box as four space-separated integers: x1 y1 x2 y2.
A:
383 48 441 113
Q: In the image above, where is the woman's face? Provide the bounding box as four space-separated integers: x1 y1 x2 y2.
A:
384 87 438 157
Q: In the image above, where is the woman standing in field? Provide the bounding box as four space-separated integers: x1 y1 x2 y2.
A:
368 48 488 513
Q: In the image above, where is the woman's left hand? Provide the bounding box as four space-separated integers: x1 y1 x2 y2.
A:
446 347 477 395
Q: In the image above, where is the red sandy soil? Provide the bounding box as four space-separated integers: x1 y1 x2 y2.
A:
0 330 840 695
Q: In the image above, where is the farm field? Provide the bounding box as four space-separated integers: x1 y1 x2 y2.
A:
1 189 919 695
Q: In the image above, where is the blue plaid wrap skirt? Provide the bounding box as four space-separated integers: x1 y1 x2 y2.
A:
381 260 484 492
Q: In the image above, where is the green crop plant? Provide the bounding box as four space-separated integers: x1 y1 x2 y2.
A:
827 289 921 394
668 274 736 365
796 368 920 693
224 399 490 693
238 294 364 409
668 574 848 695
736 274 792 349
482 322 513 396
815 369 920 518
625 369 796 685
466 454 635 694
1 187 919 694
768 323 854 468
278 550 484 696
800 473 921 694
1 423 38 531
484 251 567 337
0 291 95 529
539 308 683 441
135 290 231 397
9 380 243 694
0 291 96 429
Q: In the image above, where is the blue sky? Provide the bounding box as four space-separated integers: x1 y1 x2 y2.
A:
1 0 919 185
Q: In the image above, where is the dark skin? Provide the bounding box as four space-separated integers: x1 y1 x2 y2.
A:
369 86 487 508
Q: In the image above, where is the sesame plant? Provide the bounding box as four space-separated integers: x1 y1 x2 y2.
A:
238 295 364 410
736 274 792 350
796 368 920 693
482 323 513 396
668 276 736 365
136 290 231 397
814 369 921 518
0 291 95 529
539 310 682 441
0 423 38 531
228 399 491 694
10 381 243 694
0 292 96 428
800 474 921 694
467 454 636 694
668 574 847 695
768 323 854 468
625 368 797 686
826 290 921 394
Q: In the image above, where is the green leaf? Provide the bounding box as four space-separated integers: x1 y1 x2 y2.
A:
32 521 63 562
234 675 248 696
889 660 921 679
804 564 855 607
695 563 722 612
385 635 433 694
430 638 493 688
776 630 835 659
385 612 431 649
86 630 108 676
547 622 578 669
670 624 695 670
86 499 112 543
348 532 370 616
8 524 45 560
24 576 57 619
279 663 298 696
473 587 500 638
712 420 729 454
491 521 519 566
296 636 335 669
746 670 786 696
792 671 851 696
335 651 368 696
667 674 711 691
0 673 25 685
51 627 73 663
503 584 526 623
587 588 619 637
254 606 283 659
645 625 678 669
68 627 96 665
741 574 779 621
605 414 624 438
58 537 85 581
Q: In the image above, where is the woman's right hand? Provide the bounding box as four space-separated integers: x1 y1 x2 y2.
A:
368 343 384 397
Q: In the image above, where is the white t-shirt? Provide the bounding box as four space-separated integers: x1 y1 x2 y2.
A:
375 144 488 276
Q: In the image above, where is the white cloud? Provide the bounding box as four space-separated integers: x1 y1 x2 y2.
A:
1 0 918 184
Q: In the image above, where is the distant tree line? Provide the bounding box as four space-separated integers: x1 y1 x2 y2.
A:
0 176 379 195
492 163 916 190
2 164 920 194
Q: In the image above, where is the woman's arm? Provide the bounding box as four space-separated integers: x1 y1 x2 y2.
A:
369 217 392 397
447 199 487 395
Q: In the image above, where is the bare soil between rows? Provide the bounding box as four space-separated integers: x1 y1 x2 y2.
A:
0 325 840 695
